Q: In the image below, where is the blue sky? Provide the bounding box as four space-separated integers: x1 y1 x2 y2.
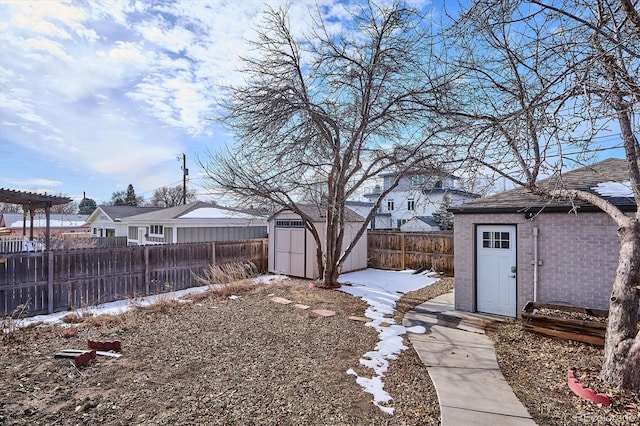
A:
2 0 433 204
0 0 625 205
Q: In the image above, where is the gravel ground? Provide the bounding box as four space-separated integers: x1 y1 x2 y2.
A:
491 321 640 426
1 278 445 426
3 275 637 426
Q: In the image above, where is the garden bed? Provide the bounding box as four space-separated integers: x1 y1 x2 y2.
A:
521 301 608 346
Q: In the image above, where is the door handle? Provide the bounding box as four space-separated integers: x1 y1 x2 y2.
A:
509 274 516 278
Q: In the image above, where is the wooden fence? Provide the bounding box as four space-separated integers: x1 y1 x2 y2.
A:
0 239 268 317
367 231 454 275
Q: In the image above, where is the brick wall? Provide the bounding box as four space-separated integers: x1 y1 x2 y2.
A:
454 211 621 315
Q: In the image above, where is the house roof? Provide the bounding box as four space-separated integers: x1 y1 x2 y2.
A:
423 188 481 198
413 216 439 227
345 200 374 207
451 158 636 214
124 202 216 221
378 167 459 180
123 201 265 222
95 205 163 222
270 203 364 222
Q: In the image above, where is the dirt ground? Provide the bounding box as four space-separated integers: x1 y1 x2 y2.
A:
2 276 638 425
1 278 442 426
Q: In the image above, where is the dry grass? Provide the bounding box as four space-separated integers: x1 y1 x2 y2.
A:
135 296 182 314
195 261 260 285
2 301 31 342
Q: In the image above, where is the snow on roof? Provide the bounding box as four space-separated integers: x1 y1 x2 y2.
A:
591 180 632 198
9 219 87 228
180 207 257 220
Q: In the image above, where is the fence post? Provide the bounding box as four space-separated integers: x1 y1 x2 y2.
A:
262 239 268 272
144 246 150 295
400 233 405 270
47 251 54 314
211 242 216 266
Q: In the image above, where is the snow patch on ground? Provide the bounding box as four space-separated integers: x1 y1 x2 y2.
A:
338 269 439 414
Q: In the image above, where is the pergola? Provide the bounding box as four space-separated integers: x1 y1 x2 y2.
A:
0 188 72 251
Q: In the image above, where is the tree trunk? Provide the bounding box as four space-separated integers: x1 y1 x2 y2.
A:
600 219 640 390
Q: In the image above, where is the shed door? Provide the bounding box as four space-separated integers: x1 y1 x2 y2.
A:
476 225 517 317
274 227 306 277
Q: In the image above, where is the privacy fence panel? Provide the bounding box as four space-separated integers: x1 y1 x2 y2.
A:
367 231 454 275
0 239 268 317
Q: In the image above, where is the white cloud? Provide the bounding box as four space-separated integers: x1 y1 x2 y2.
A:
0 0 365 199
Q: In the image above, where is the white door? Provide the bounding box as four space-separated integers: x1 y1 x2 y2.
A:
274 228 306 277
476 225 517 317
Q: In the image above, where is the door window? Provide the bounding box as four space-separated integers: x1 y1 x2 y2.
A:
482 231 510 249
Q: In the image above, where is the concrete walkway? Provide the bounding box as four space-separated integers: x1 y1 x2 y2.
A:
403 292 537 426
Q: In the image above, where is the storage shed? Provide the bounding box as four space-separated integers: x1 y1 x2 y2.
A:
268 204 368 279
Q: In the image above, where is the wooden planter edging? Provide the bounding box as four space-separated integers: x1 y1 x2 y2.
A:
521 301 608 346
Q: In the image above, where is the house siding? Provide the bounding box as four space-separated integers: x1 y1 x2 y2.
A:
177 226 267 243
454 211 620 315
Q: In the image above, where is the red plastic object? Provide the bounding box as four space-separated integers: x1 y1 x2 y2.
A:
88 340 121 352
74 350 96 368
567 366 612 406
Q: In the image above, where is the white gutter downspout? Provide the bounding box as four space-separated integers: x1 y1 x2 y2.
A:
533 226 539 302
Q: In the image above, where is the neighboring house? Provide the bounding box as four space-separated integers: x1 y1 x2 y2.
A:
122 201 268 246
400 216 441 232
86 205 162 238
268 204 368 279
0 212 89 236
450 158 634 317
363 170 480 229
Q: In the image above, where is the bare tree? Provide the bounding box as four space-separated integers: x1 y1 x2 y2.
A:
0 203 21 213
447 0 639 390
151 185 197 207
50 201 77 214
201 1 455 287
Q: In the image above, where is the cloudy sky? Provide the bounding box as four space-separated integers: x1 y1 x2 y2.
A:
2 0 433 204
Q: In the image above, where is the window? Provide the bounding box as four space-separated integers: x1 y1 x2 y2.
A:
411 176 424 187
397 219 408 228
434 180 443 189
149 225 164 236
482 231 510 249
407 199 415 211
275 219 304 228
93 228 97 235
387 199 394 211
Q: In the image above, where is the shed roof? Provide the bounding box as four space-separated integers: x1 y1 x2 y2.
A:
270 204 364 222
451 158 636 214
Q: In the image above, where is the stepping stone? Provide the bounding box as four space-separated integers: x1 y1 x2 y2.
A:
294 304 310 310
348 315 370 323
311 309 336 317
271 297 292 304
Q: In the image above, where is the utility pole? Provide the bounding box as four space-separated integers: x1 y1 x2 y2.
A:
181 153 188 205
